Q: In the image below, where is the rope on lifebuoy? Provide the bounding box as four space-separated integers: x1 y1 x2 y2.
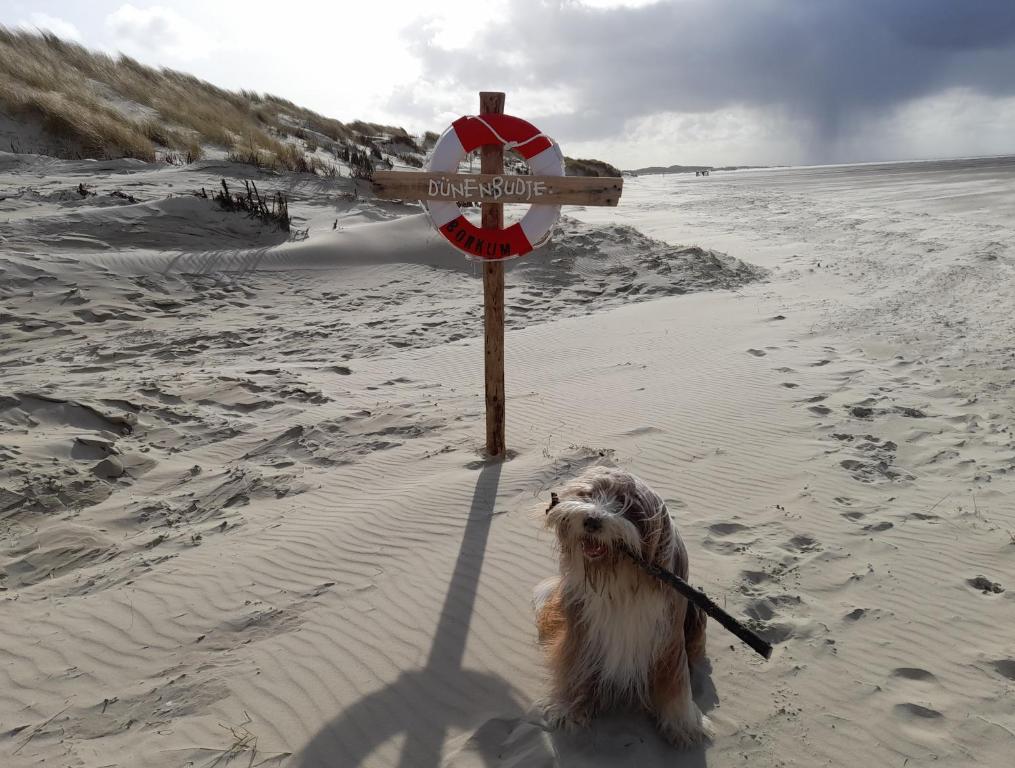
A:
424 113 564 261
469 115 551 154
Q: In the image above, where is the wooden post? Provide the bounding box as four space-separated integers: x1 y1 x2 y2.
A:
480 91 506 457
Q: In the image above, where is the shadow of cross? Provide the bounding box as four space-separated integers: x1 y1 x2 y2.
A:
295 461 552 768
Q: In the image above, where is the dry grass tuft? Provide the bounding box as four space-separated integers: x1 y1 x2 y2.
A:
199 178 291 231
0 27 408 174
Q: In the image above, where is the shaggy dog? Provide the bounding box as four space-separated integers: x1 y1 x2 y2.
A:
534 466 712 745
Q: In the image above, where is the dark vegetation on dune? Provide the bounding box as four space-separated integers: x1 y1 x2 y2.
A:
0 28 430 175
196 179 292 232
563 157 622 177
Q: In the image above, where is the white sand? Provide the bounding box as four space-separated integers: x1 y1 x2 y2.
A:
1 151 1013 767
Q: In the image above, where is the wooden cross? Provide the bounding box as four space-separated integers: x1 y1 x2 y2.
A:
371 92 624 457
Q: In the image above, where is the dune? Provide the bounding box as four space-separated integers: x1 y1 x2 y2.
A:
1 146 1014 768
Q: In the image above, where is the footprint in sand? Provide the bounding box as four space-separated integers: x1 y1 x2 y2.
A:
782 533 821 553
745 597 777 621
623 425 664 437
838 435 911 483
892 667 937 682
893 702 943 720
746 348 767 357
894 406 927 418
967 575 1005 594
990 659 1015 680
742 593 809 644
702 536 752 556
708 521 750 536
889 667 945 727
740 569 774 587
862 521 894 532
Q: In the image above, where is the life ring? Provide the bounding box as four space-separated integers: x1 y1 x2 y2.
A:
425 114 564 260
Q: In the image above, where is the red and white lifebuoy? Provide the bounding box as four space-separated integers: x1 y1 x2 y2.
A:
425 114 564 260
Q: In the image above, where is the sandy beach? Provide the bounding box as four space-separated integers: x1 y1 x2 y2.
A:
2 151 1014 768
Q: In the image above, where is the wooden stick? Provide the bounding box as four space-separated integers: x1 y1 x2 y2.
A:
544 494 772 659
481 91 507 457
621 545 773 660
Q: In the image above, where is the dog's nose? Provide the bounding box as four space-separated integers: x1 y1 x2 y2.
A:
583 516 602 533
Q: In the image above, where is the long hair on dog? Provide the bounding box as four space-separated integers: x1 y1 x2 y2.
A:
534 465 712 745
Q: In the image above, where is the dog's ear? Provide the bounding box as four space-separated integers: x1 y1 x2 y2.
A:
643 508 665 562
627 483 671 563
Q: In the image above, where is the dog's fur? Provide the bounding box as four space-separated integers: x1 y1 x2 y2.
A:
534 466 712 745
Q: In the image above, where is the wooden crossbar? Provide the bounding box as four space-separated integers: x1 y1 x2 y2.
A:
372 171 623 206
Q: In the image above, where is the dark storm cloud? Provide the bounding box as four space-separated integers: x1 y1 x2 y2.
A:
401 0 1015 145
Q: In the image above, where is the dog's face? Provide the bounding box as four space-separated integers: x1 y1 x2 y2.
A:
546 467 673 577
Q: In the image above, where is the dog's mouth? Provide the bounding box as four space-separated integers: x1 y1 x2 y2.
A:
581 537 608 560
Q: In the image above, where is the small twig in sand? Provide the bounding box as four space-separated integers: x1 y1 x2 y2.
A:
199 713 262 768
924 494 951 515
977 715 1015 740
13 706 70 755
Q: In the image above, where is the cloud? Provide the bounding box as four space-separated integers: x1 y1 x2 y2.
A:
398 0 1015 163
564 106 808 168
105 3 211 61
19 12 82 41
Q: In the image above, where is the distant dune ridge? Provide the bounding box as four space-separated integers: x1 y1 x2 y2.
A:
563 157 622 177
626 163 771 176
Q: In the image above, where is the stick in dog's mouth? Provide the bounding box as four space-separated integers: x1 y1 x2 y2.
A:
546 486 773 660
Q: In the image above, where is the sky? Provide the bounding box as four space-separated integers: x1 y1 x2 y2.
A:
4 0 1015 168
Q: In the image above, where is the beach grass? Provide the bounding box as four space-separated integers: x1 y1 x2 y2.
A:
0 27 409 173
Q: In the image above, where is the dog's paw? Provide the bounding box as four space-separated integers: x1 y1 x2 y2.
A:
657 706 714 747
541 700 591 732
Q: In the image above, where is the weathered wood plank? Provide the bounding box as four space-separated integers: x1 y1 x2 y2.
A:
372 171 623 207
480 91 507 458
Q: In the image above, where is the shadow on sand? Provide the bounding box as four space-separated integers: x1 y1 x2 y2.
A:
294 460 715 767
295 461 530 768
